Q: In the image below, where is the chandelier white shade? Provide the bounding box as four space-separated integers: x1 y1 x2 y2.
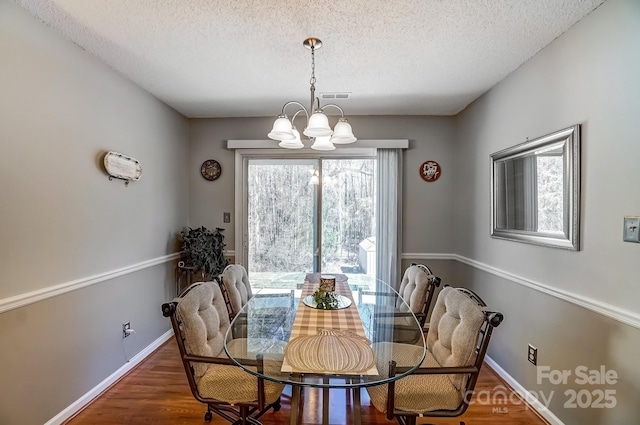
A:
330 118 357 144
310 136 336 151
267 38 357 150
268 115 295 140
309 170 320 185
304 112 333 138
278 128 304 149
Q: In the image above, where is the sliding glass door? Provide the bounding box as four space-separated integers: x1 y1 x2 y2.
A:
246 159 317 288
244 157 375 289
320 159 376 284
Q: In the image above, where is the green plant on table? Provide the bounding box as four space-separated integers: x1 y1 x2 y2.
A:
311 289 340 310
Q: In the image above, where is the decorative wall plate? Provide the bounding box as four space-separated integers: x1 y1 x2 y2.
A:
201 159 221 181
419 160 441 182
104 151 142 182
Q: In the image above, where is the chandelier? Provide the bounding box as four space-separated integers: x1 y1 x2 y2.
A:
267 38 357 150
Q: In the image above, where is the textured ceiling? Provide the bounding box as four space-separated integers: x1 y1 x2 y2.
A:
14 0 605 118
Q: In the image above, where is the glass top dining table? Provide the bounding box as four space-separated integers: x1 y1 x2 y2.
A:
223 273 427 390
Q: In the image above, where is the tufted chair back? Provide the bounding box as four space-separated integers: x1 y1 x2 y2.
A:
219 264 253 318
396 264 432 313
162 281 285 423
175 281 230 380
395 264 441 327
427 286 486 390
366 285 503 421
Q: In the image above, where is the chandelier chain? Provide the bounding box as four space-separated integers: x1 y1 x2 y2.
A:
268 38 356 150
310 44 316 87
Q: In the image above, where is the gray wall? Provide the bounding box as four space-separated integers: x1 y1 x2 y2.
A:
188 115 457 255
2 0 638 423
453 0 640 423
0 1 188 424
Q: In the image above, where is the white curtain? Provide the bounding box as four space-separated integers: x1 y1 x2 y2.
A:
376 148 403 289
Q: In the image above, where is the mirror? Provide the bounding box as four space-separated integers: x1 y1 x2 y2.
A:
491 125 580 250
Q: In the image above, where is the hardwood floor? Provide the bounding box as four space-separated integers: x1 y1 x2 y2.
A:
65 339 548 425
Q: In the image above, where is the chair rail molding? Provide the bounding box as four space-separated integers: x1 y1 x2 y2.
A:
400 252 454 260
0 253 182 314
400 252 640 330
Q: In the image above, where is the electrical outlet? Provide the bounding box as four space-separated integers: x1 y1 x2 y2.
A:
528 344 538 365
123 322 131 339
223 212 231 223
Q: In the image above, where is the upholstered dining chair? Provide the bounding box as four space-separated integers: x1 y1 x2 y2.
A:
161 281 284 424
219 264 253 319
219 264 295 330
396 263 442 328
366 285 503 425
359 263 441 344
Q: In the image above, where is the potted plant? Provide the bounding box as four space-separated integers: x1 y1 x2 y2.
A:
179 226 228 279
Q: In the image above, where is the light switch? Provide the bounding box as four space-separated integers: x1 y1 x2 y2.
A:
623 216 640 243
223 212 231 223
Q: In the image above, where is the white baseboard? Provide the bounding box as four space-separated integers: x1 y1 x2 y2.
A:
39 252 630 425
484 356 564 425
44 330 174 425
45 333 563 425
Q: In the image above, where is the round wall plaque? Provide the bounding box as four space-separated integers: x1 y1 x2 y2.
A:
201 159 221 181
419 160 441 182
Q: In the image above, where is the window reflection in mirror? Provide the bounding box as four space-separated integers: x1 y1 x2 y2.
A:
491 125 580 250
494 141 564 233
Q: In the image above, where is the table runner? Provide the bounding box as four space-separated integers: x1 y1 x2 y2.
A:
281 273 378 375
